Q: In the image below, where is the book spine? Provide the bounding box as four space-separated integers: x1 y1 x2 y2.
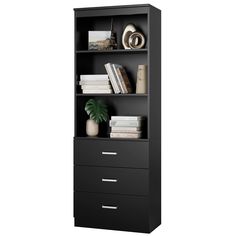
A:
82 85 112 90
109 120 142 127
104 63 120 93
83 89 112 94
80 74 109 80
111 130 141 134
111 127 141 131
110 64 122 93
79 81 110 85
116 68 128 93
112 64 125 93
117 67 132 93
80 78 109 81
110 133 141 138
111 116 142 121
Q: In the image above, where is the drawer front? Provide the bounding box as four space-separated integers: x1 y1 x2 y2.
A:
74 166 148 195
74 192 149 233
74 139 148 168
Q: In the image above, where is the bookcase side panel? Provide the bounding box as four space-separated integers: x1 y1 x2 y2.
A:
148 6 161 231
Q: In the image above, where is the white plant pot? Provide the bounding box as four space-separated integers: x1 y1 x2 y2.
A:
86 119 99 136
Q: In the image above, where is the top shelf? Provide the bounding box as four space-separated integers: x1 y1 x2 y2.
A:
76 49 148 54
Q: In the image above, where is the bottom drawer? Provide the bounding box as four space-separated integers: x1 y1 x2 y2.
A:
74 192 150 233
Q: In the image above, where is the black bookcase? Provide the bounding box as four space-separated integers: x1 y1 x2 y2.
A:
73 4 161 233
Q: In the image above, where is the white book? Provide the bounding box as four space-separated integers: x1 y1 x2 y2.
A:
83 89 112 94
82 85 112 90
79 81 110 85
104 63 120 93
111 126 141 132
111 130 141 134
112 64 125 93
109 120 142 127
80 74 109 81
110 132 141 139
111 116 143 121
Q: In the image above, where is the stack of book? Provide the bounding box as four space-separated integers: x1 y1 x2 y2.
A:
109 116 143 139
104 63 132 94
79 74 112 94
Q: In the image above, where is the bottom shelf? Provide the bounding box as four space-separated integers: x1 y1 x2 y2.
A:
74 136 149 142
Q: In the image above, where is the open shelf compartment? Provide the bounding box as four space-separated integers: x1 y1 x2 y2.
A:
75 96 148 139
75 14 148 51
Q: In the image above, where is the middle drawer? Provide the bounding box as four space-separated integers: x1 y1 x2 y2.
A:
74 166 149 196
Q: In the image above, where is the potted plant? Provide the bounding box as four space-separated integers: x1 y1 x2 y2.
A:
84 99 108 136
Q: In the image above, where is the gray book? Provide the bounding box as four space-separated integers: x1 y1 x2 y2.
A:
104 63 120 93
83 89 112 94
79 80 110 85
111 116 143 121
110 132 141 138
112 64 125 93
111 129 141 134
109 120 142 127
80 74 109 80
111 126 141 132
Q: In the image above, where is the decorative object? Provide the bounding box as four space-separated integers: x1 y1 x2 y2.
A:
86 119 99 136
84 99 108 136
88 31 112 50
122 24 146 49
128 31 145 49
136 64 147 94
109 18 117 49
88 18 117 50
122 24 136 49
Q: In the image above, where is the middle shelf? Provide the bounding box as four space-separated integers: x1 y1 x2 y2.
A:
76 93 148 97
76 51 147 94
76 95 148 139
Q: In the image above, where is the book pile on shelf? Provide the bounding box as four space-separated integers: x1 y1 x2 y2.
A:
109 116 143 139
79 74 112 94
104 63 132 94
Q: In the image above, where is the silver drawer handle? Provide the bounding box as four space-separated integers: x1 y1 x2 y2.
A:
101 151 117 156
102 178 118 183
102 205 118 210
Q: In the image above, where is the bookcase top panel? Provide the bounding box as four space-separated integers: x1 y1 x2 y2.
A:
74 4 160 18
74 4 152 11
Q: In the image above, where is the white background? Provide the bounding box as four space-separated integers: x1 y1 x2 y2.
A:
0 0 236 235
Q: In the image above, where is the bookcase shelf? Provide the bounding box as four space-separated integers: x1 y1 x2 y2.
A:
76 93 148 97
75 136 149 142
74 4 161 234
76 49 148 54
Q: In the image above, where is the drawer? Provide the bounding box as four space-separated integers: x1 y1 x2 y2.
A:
74 139 148 168
74 166 148 195
74 192 149 233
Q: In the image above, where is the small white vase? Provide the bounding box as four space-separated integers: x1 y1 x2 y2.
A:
86 119 99 137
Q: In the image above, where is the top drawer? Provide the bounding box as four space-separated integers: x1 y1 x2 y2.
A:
74 139 148 168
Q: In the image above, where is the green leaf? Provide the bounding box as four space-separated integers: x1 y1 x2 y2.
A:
84 99 108 124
